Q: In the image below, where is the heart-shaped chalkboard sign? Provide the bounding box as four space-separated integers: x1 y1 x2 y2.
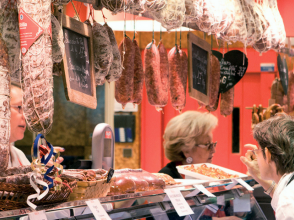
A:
277 54 288 95
212 50 248 93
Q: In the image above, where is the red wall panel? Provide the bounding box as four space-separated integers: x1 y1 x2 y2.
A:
141 47 277 174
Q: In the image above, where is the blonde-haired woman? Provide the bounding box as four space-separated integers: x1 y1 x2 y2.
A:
159 111 218 178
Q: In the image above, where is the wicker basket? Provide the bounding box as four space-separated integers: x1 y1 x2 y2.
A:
0 181 76 211
68 178 111 201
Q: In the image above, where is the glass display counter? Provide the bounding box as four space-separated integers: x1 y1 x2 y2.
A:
0 177 267 220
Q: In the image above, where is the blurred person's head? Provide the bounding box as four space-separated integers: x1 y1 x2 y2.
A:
163 111 218 164
9 85 26 143
253 114 294 180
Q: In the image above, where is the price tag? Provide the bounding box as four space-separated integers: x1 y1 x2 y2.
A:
86 199 111 220
233 194 251 213
28 211 47 220
217 195 225 206
164 188 194 217
225 179 254 191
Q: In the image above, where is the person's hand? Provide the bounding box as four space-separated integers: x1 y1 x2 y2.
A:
46 147 64 166
240 144 261 181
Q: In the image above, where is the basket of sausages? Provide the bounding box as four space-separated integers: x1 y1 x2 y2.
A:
0 166 77 211
65 169 114 201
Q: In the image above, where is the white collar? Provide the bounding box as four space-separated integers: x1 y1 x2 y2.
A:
271 172 294 211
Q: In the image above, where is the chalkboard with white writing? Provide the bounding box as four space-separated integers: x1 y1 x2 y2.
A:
60 14 96 109
212 50 248 93
63 28 92 96
192 43 208 95
187 32 211 105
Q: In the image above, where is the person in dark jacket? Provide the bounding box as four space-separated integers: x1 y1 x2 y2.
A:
159 111 218 179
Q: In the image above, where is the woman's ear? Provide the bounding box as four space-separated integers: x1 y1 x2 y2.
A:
264 147 272 164
182 149 191 159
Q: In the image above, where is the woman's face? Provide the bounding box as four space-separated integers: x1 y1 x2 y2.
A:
183 130 215 164
9 87 26 143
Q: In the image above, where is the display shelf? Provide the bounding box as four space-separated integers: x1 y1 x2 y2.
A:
0 177 266 220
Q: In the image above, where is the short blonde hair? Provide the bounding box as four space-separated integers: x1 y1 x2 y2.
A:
163 111 218 161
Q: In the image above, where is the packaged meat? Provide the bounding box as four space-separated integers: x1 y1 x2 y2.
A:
92 21 113 85
104 23 123 83
144 41 168 111
128 173 149 192
221 0 246 43
239 0 257 46
115 37 135 108
184 0 203 23
152 0 185 31
129 0 146 15
19 0 54 134
214 0 235 37
145 0 166 12
168 46 187 113
101 0 130 14
195 0 223 35
0 35 10 173
132 39 144 105
108 173 136 195
220 87 234 116
139 172 165 190
51 14 64 64
270 0 286 50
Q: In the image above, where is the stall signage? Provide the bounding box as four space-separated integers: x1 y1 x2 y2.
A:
105 131 111 139
86 199 111 220
28 210 47 220
212 50 248 93
260 63 275 72
18 8 44 55
192 43 208 95
277 54 288 95
164 188 194 217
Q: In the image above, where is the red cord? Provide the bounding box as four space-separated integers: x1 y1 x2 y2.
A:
101 9 107 23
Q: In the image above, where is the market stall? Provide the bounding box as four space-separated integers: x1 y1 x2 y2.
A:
0 0 291 219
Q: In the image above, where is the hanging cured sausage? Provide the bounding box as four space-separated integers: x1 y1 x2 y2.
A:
104 23 123 83
132 39 144 105
19 0 54 134
168 46 187 113
115 37 135 108
145 41 168 111
0 35 10 172
220 87 234 116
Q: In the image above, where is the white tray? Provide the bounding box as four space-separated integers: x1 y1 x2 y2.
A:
176 163 247 181
165 179 209 190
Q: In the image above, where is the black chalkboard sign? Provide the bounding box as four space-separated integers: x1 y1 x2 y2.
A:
60 14 96 109
212 50 248 93
187 33 211 105
63 28 92 95
277 54 288 95
192 43 208 95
